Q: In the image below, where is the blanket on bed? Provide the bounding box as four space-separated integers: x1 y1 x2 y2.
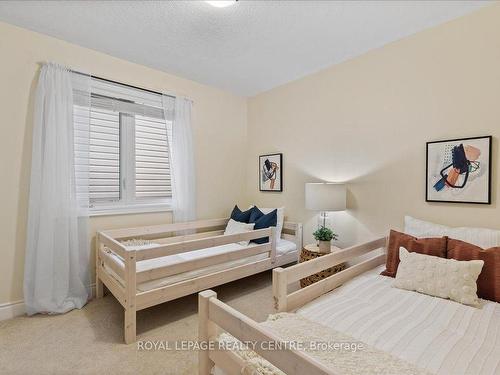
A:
217 312 433 375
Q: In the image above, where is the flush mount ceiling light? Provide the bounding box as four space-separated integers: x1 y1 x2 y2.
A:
205 1 238 8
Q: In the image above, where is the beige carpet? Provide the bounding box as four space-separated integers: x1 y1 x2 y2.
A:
0 271 277 375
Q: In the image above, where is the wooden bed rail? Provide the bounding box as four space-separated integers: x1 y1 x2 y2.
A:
273 236 387 312
101 218 230 240
198 290 335 375
95 232 128 303
97 232 128 258
136 227 274 261
101 218 302 244
136 242 273 283
98 247 125 280
282 221 303 250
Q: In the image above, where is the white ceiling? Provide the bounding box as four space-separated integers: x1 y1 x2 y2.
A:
0 1 488 96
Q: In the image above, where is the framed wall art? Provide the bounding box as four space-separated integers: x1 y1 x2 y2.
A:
426 136 492 204
259 153 283 192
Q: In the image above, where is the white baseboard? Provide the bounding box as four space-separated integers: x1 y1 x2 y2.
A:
0 283 96 322
0 300 25 321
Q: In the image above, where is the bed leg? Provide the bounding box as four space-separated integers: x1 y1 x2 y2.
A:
96 277 104 299
296 223 303 253
124 250 137 344
273 267 287 312
124 307 136 344
96 236 104 299
199 290 217 375
270 226 277 264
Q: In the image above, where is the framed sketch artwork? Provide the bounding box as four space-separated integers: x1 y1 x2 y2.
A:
426 136 492 204
259 153 283 192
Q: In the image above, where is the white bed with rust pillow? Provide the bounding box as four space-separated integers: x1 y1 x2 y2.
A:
394 247 484 307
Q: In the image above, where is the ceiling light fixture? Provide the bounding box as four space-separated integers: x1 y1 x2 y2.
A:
205 1 237 8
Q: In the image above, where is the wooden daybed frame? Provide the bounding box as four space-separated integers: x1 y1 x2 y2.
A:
198 236 387 375
95 218 302 344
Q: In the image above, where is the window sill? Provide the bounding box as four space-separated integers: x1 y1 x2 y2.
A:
89 204 173 217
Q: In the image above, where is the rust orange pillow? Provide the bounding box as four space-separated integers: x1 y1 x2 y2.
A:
381 230 447 277
447 239 500 303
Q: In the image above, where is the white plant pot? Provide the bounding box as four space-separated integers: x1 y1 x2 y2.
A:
318 240 331 254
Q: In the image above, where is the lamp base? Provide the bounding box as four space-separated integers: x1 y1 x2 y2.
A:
317 211 331 229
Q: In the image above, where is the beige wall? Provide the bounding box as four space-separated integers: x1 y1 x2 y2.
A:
3 4 500 307
245 5 500 247
0 21 248 305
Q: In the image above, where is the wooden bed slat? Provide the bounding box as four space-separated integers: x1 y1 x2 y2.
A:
286 253 386 311
208 297 335 375
98 232 127 258
99 247 125 280
209 349 246 375
136 258 273 310
98 262 126 307
136 243 272 283
285 237 386 283
282 222 299 231
102 218 229 240
153 230 224 245
282 233 296 242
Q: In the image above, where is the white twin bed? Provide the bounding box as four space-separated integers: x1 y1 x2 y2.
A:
298 265 500 375
199 218 500 375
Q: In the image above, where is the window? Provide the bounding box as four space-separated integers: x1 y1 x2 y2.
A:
74 78 174 215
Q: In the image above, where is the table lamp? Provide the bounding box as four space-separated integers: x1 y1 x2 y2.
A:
305 182 346 228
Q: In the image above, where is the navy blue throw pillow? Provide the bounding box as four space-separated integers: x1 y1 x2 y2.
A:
251 209 277 244
230 205 254 223
248 206 264 223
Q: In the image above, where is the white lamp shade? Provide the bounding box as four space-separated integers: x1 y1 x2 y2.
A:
305 183 346 211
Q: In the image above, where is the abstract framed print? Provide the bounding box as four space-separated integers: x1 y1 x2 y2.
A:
426 136 492 204
259 153 283 192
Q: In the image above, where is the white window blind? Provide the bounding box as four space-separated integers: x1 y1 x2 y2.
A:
74 77 174 214
135 114 172 200
89 108 120 203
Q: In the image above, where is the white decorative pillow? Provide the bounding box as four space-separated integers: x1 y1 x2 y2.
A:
404 216 500 248
251 206 284 240
394 247 484 307
224 219 255 246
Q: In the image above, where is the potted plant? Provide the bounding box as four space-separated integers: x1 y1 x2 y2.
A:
312 226 338 253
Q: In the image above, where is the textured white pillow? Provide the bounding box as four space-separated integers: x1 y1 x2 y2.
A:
394 247 484 307
224 219 255 246
249 206 284 240
404 216 500 249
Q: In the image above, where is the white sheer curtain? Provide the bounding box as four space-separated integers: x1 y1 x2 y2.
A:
24 63 91 315
162 95 196 223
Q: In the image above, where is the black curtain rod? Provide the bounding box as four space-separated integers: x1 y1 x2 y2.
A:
72 69 175 99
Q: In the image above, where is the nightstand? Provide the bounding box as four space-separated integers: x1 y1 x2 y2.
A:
299 244 346 288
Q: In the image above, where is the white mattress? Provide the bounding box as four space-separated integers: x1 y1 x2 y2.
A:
297 265 500 375
106 239 297 292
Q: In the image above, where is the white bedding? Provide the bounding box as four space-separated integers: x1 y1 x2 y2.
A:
105 239 297 292
297 265 500 375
